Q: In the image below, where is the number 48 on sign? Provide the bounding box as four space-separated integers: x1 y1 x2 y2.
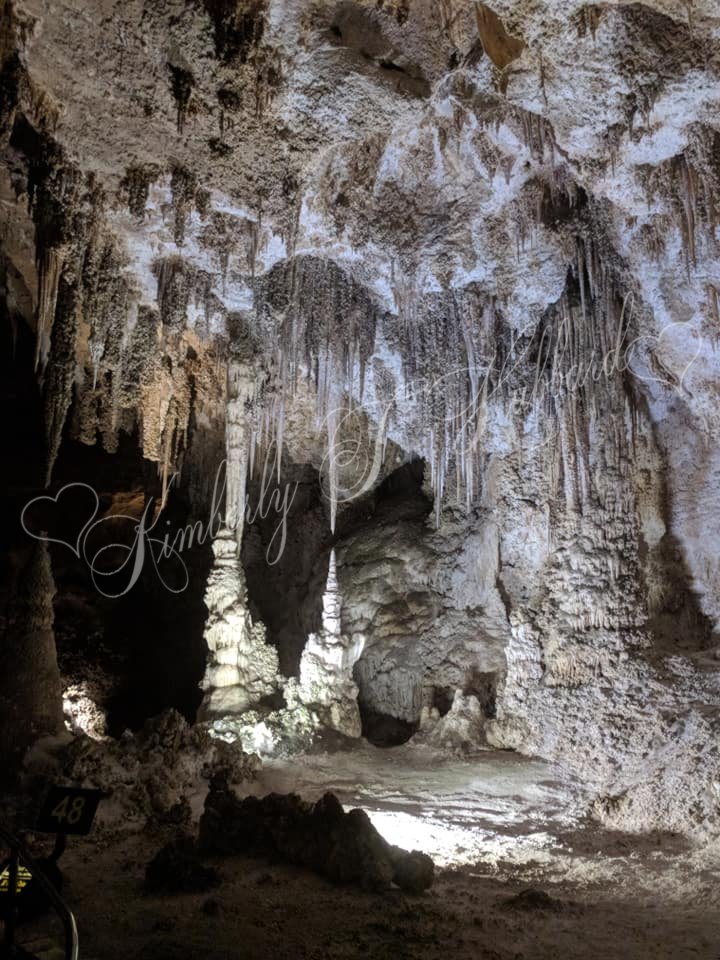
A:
36 786 104 836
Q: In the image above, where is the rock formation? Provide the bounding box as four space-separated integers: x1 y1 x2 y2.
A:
200 529 280 719
0 541 64 766
295 550 363 737
199 784 434 893
200 347 281 719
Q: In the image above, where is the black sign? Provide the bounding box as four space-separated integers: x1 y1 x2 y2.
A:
35 786 104 835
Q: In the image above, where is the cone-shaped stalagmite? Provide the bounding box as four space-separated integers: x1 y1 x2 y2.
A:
0 540 64 765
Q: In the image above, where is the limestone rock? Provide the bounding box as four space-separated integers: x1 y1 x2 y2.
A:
36 709 260 826
199 785 434 893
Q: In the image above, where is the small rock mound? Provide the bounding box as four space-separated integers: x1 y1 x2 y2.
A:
503 888 562 912
28 709 261 827
145 832 221 894
199 783 434 893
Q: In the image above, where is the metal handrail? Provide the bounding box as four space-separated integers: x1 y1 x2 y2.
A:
0 824 78 960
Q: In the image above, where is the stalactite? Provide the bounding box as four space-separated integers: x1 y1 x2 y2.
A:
154 255 194 328
573 4 604 40
253 44 282 119
42 260 79 484
681 0 695 33
34 245 63 372
516 107 556 165
120 162 161 221
325 403 339 534
707 284 720 340
642 127 719 276
11 118 84 388
170 163 199 247
80 231 130 406
167 63 194 133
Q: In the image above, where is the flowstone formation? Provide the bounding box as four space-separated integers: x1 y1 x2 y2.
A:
2 0 720 840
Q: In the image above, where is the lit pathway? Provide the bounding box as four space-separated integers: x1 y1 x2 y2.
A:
254 742 720 904
255 742 587 871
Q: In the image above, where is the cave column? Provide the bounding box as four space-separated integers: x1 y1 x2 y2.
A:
0 541 65 767
198 353 279 720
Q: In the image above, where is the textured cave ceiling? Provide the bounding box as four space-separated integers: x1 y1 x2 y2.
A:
3 0 718 490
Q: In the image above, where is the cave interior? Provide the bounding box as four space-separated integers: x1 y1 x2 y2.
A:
1 0 720 957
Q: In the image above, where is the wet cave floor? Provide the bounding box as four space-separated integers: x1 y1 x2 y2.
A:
16 744 720 960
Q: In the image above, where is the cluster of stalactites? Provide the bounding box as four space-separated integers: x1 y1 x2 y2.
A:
236 256 383 531
17 118 221 490
253 255 378 398
385 233 637 523
233 226 640 531
642 124 719 276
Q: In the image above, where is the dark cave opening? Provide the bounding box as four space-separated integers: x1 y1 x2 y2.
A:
242 460 330 678
464 669 497 720
48 430 214 735
0 301 213 735
349 458 432 747
431 686 455 717
357 702 418 747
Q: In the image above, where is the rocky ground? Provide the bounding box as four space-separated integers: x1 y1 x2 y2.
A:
12 742 720 960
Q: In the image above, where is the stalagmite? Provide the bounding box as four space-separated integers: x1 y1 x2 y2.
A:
295 550 363 738
0 542 64 764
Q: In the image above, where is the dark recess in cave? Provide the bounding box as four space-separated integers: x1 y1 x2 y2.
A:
465 669 497 719
0 302 214 735
358 702 418 747
49 428 213 735
203 0 266 64
243 456 431 680
432 686 455 717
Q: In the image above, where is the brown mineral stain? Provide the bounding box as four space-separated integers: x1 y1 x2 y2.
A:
474 3 525 69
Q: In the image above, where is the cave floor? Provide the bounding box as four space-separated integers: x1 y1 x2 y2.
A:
18 744 720 960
